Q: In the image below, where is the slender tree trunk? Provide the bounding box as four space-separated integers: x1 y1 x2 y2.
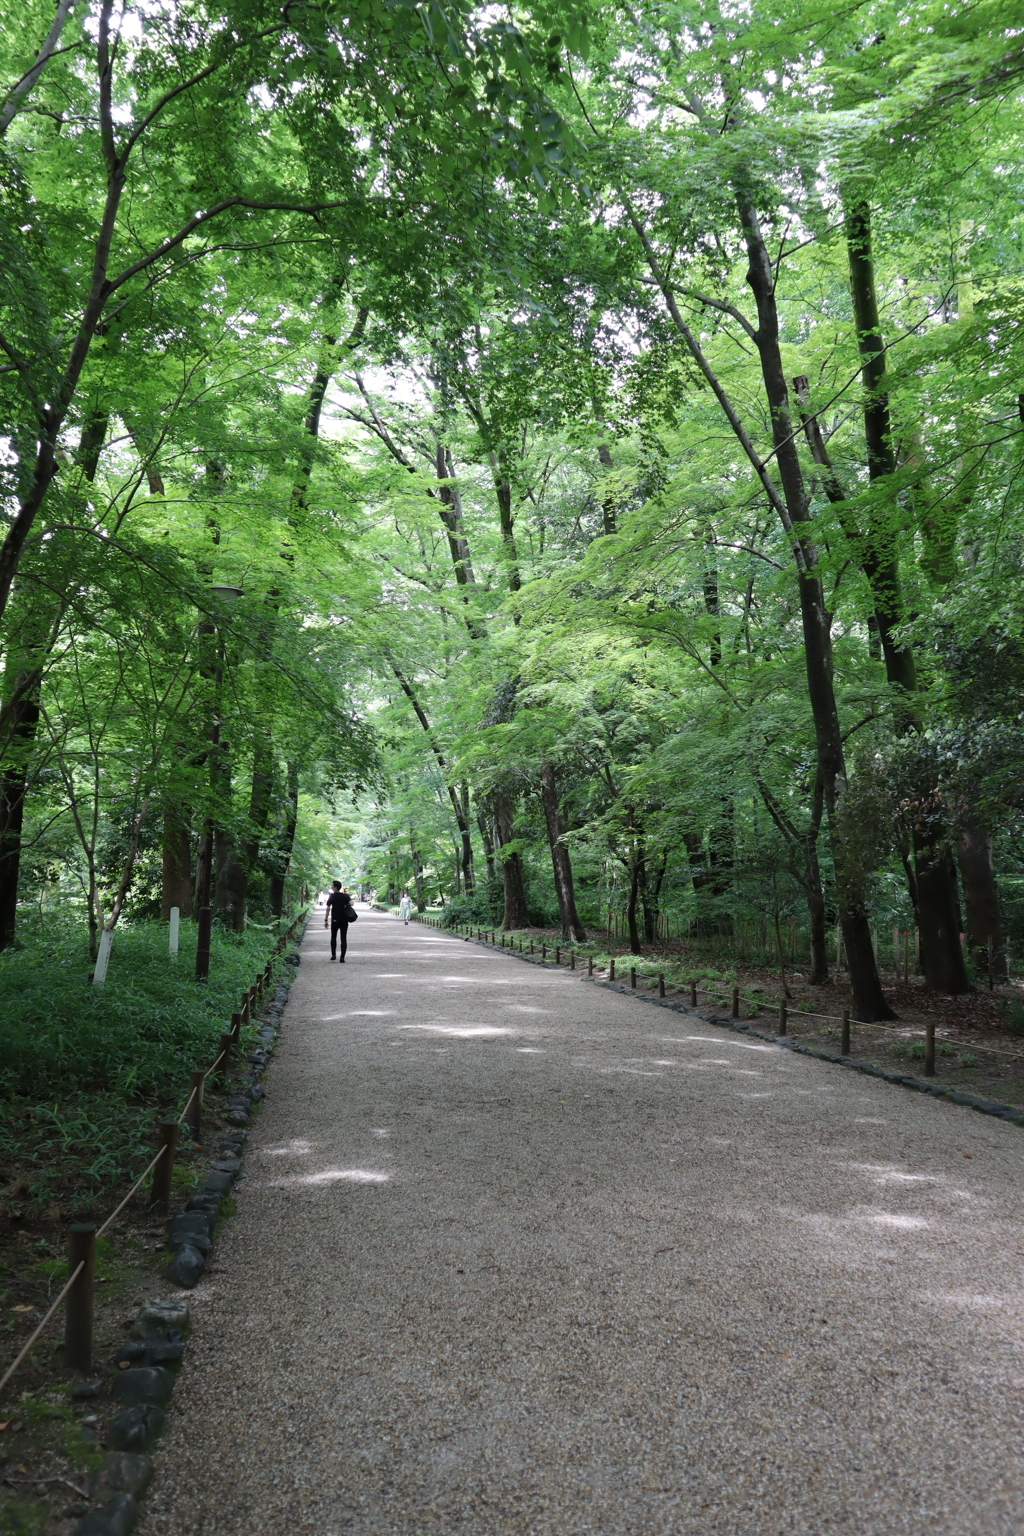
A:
268 760 299 918
734 193 891 1019
956 823 1006 982
160 801 192 920
0 685 40 949
631 198 895 1009
215 830 246 931
389 660 474 891
478 813 497 884
539 760 586 941
494 795 529 929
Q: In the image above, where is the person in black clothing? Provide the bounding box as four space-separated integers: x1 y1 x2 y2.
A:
324 882 356 961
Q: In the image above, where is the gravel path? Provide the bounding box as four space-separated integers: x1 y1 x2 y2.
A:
138 908 1024 1535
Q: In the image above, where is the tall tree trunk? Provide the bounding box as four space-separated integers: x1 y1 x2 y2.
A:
736 195 894 1014
0 683 40 950
478 813 497 884
494 795 529 929
160 801 192 920
539 760 586 941
632 196 893 1013
389 659 474 891
268 760 299 918
956 823 1006 982
215 830 246 932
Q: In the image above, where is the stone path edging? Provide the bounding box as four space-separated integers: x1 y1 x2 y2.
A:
70 940 305 1536
444 926 1024 1131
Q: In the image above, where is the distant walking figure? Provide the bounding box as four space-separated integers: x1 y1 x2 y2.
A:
399 890 412 925
324 881 357 962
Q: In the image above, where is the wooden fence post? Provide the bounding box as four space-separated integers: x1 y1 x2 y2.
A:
841 1009 850 1056
658 973 665 998
230 1011 242 1044
609 958 615 981
732 986 739 1019
689 979 697 1006
630 967 636 989
65 1225 95 1374
150 1122 178 1212
588 956 593 977
778 999 787 1035
555 946 561 966
924 1021 935 1077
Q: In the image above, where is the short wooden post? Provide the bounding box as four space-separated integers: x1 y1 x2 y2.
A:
841 1009 850 1056
658 972 665 998
150 1121 178 1212
530 939 534 955
689 979 697 1006
630 967 636 989
588 956 593 977
541 944 547 961
778 999 787 1035
570 951 575 970
195 905 212 983
609 958 615 980
185 1070 204 1141
731 986 739 1019
230 1010 242 1044
500 934 505 948
217 1032 233 1083
555 946 561 965
988 934 995 992
65 1225 96 1373
924 1021 935 1077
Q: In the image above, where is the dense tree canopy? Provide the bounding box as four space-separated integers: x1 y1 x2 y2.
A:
3 0 1024 1021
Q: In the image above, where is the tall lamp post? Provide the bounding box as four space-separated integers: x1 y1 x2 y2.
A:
195 584 243 982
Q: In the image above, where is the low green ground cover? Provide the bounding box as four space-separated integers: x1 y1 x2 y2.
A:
0 918 281 1213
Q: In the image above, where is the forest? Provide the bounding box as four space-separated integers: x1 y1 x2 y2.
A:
3 0 1024 1201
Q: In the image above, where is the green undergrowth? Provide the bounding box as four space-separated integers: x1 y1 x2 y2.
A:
0 918 284 1211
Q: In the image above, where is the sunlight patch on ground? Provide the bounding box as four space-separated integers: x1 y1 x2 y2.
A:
659 1035 774 1053
398 1024 517 1038
924 1291 1012 1311
505 1005 552 1013
274 1168 390 1186
371 1129 391 1137
863 1212 931 1231
517 1047 545 1053
263 1140 313 1157
845 1163 945 1186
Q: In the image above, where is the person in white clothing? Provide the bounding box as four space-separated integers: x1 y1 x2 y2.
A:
399 890 412 924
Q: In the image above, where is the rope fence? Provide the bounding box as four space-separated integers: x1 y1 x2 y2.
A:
421 918 1022 1084
0 907 307 1401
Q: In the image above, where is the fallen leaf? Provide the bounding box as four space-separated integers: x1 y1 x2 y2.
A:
11 1306 32 1313
0 1423 8 1432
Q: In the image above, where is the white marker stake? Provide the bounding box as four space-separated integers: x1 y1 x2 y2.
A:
169 906 180 956
93 929 113 986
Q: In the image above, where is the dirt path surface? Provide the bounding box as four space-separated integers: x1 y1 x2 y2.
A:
138 908 1024 1535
